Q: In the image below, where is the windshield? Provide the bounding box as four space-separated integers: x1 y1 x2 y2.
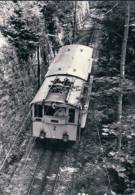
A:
44 105 66 117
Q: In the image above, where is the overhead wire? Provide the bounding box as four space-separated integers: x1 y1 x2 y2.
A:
11 137 36 195
1 26 78 193
3 13 92 187
2 61 67 191
2 6 100 194
0 108 32 173
103 2 120 16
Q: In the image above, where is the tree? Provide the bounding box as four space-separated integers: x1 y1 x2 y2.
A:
0 2 41 61
92 2 135 193
117 2 131 151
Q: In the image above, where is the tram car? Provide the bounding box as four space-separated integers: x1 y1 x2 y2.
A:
30 45 93 142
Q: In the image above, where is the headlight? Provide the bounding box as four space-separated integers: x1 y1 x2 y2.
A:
40 131 46 139
62 133 69 142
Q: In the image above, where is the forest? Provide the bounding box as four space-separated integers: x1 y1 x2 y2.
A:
0 1 135 194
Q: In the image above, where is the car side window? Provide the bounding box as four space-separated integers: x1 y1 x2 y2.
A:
68 109 75 123
34 105 42 118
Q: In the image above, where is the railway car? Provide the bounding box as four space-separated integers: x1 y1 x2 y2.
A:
30 45 93 142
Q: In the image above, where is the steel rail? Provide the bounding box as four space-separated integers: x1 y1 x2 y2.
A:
27 147 48 195
50 151 64 195
27 149 65 195
27 150 55 195
67 7 101 195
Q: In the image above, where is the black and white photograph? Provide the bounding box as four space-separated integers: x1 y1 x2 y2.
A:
0 1 135 194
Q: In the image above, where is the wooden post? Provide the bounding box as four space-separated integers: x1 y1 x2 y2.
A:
37 46 41 89
73 1 77 43
117 2 130 151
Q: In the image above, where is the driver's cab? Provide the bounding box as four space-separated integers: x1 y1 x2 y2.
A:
33 103 77 125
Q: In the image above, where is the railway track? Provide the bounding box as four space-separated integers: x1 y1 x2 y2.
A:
2 10 101 195
6 137 41 195
2 136 34 193
28 150 64 195
5 138 65 195
61 13 101 195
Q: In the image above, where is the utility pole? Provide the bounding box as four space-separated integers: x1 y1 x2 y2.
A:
37 46 41 89
73 1 77 43
117 2 130 151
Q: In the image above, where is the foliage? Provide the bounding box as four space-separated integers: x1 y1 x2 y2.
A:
96 2 135 78
0 2 42 60
0 45 37 152
89 2 135 194
1 1 135 194
0 0 88 179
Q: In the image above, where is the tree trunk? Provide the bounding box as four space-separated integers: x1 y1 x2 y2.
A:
117 2 130 151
